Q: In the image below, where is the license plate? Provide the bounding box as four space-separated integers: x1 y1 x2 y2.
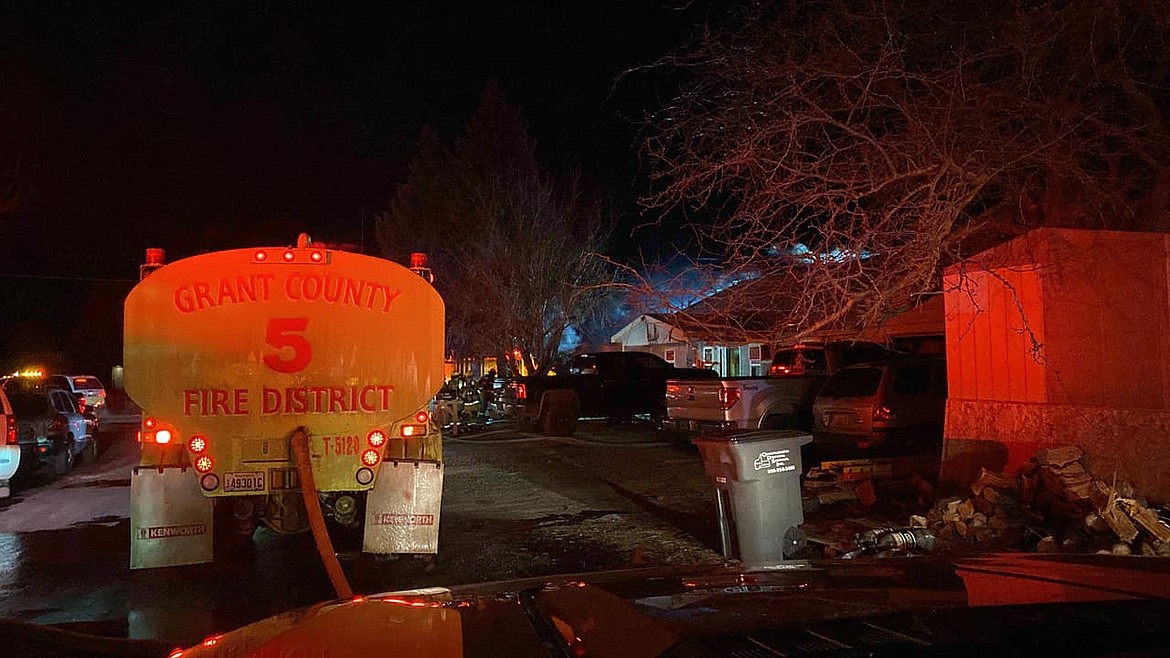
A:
223 471 265 492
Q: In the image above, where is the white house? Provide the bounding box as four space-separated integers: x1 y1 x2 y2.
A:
609 313 768 376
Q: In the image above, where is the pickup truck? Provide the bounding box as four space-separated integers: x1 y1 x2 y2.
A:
663 342 889 433
494 351 717 436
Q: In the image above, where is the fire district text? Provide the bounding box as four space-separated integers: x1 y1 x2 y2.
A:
183 385 396 416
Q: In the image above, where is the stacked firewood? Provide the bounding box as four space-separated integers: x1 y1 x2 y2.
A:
920 468 1030 545
919 445 1170 555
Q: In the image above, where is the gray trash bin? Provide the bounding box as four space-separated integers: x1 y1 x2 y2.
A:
692 429 812 566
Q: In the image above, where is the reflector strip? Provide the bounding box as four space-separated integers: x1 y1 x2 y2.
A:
356 467 374 485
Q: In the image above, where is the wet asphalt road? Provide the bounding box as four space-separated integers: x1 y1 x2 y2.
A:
0 422 728 647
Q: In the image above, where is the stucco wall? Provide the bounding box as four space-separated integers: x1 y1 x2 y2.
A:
942 399 1170 503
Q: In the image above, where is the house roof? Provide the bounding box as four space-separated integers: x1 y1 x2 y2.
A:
639 262 947 347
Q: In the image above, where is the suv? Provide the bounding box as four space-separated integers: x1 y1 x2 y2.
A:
46 374 107 412
7 390 75 476
0 389 19 497
5 384 94 470
811 358 947 458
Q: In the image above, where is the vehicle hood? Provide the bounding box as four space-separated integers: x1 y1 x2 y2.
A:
175 553 1170 657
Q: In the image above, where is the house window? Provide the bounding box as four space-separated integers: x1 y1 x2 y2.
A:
749 345 762 362
664 349 676 363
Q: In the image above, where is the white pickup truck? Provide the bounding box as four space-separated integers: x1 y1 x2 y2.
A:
663 342 888 432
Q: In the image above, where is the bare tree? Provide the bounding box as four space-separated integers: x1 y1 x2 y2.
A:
629 0 1170 344
377 81 613 375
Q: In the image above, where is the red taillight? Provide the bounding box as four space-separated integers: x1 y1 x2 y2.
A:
310 250 323 262
5 415 15 445
194 455 214 473
415 410 430 424
76 395 87 414
144 417 157 430
366 430 386 447
666 384 680 395
361 449 380 466
873 404 898 422
254 250 268 261
283 250 295 262
718 387 741 411
155 429 173 444
515 383 527 401
188 435 207 453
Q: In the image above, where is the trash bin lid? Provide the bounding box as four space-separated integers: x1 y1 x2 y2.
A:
692 429 812 445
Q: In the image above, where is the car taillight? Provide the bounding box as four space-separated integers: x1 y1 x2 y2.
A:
5 415 15 445
718 387 741 411
514 382 527 401
76 395 87 414
155 429 173 444
415 410 430 424
143 417 157 430
873 404 898 422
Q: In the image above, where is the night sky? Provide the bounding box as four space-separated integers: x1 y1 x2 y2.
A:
1 1 718 375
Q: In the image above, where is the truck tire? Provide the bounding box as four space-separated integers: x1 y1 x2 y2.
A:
760 414 797 430
539 392 579 436
55 437 75 476
82 437 98 465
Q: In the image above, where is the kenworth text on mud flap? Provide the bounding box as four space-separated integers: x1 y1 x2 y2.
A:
123 235 445 574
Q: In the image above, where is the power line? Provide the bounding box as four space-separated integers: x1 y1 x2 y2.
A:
0 273 137 283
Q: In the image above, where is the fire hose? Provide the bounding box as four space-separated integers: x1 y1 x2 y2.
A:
290 427 355 599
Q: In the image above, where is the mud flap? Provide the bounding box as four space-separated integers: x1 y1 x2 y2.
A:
362 460 443 554
130 467 214 569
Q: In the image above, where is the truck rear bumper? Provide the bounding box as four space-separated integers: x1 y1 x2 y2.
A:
661 418 740 433
813 426 942 458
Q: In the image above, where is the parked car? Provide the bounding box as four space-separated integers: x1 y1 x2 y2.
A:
7 391 74 476
664 341 891 433
46 373 107 412
811 357 947 458
47 387 97 464
0 388 20 497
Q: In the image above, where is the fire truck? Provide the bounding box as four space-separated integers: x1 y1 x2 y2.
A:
124 235 445 576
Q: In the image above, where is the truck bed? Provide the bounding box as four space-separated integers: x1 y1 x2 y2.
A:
664 375 826 432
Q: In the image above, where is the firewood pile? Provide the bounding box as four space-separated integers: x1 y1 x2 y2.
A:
917 445 1170 555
